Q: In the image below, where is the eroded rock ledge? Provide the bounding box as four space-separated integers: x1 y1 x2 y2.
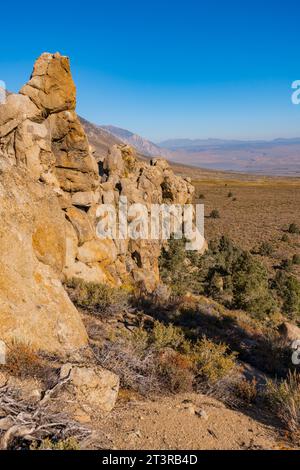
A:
0 52 194 353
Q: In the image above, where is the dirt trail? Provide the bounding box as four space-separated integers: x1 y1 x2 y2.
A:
94 392 285 450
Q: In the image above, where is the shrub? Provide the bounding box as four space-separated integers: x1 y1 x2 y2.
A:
191 337 238 385
159 235 279 319
292 254 300 265
198 193 205 200
257 241 274 256
281 234 290 243
66 278 128 317
232 252 277 318
280 258 293 272
288 223 300 235
151 321 188 352
94 339 160 395
130 326 150 352
4 340 46 380
235 378 257 404
156 349 194 393
31 437 80 451
158 237 202 296
265 371 300 436
274 272 300 320
95 323 193 396
228 191 233 198
210 209 220 219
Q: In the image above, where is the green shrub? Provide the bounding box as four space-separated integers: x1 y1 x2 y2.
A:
232 252 277 318
191 337 238 385
280 258 293 272
288 223 300 235
281 234 290 243
31 437 80 450
257 241 274 256
210 209 220 219
292 254 300 265
159 237 202 296
151 321 188 352
159 235 279 319
66 278 128 316
274 272 300 320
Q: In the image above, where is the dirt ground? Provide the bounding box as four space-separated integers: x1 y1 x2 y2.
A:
93 392 287 450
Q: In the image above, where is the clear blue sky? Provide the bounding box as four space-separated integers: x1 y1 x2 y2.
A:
1 0 299 141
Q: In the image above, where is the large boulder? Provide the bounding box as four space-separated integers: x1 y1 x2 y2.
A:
20 52 76 114
0 168 88 353
60 363 119 413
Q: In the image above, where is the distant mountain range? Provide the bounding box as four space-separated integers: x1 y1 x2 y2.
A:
159 137 300 150
101 125 170 158
80 118 300 176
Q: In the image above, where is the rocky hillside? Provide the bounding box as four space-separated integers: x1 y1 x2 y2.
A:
0 52 194 353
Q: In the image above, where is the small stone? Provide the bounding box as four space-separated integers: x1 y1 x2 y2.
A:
74 408 91 424
0 416 14 431
183 404 196 415
196 409 209 420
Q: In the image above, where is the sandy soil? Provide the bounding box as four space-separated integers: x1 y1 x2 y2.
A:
93 392 285 450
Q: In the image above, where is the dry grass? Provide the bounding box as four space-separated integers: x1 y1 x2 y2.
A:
265 370 300 439
3 340 48 381
235 378 258 404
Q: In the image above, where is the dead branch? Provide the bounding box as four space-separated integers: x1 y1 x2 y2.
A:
0 377 90 450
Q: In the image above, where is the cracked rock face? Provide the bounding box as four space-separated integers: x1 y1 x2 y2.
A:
0 52 196 352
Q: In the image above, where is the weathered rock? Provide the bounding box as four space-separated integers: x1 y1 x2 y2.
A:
32 203 66 273
71 190 100 207
77 239 117 265
64 260 108 284
20 52 76 113
278 322 300 345
0 94 40 139
60 363 119 412
50 110 99 191
0 341 6 365
0 169 88 353
65 206 95 245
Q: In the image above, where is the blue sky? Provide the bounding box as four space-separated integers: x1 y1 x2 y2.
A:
1 0 299 141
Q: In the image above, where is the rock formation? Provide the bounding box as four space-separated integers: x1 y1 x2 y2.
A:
0 52 195 352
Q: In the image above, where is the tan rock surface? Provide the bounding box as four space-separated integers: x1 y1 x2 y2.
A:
20 52 76 113
60 363 119 412
0 168 87 352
